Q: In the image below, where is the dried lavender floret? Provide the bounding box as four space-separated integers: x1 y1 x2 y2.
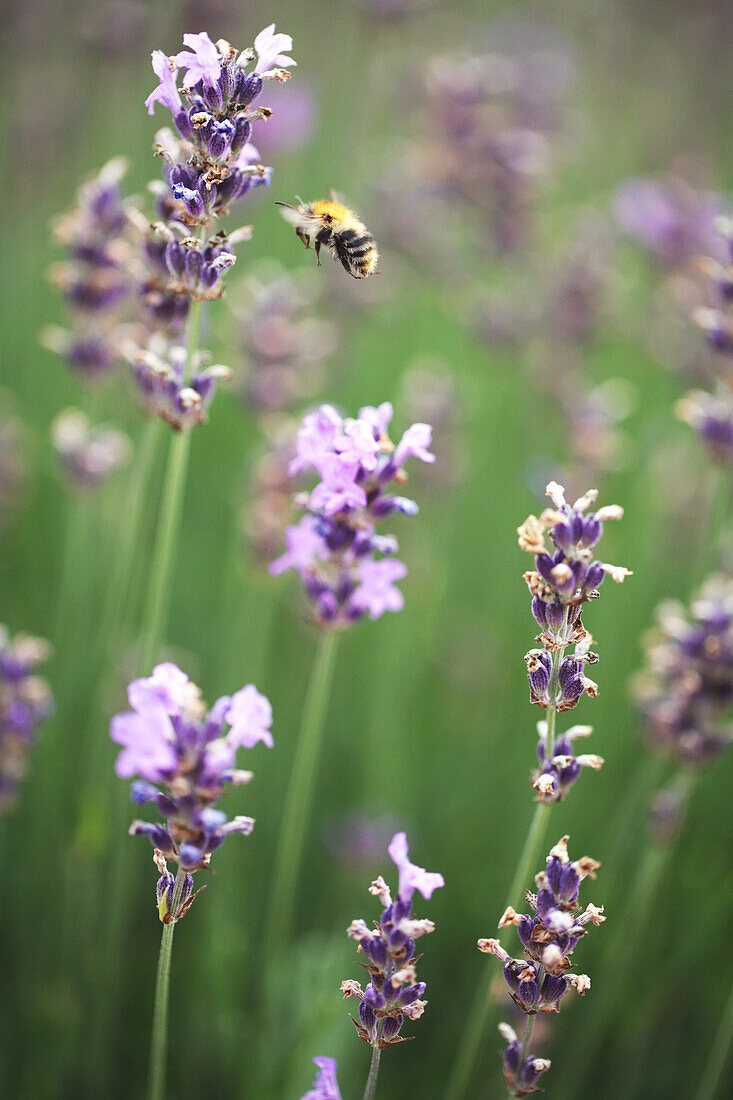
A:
479 837 603 1095
342 832 443 1049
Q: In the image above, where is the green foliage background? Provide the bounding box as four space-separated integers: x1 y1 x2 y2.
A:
1 0 731 1097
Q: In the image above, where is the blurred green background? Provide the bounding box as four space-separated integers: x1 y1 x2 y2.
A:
2 0 732 1097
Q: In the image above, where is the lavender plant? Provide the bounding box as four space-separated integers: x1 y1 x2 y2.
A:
129 26 295 671
44 157 135 381
233 261 337 412
109 661 273 1098
302 1057 342 1099
52 408 131 489
678 217 733 469
0 627 53 812
264 403 435 977
447 481 630 1097
339 832 444 1098
478 836 604 1096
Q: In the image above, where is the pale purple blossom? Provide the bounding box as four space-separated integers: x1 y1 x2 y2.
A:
393 423 435 466
145 50 182 115
111 663 273 875
174 31 222 88
269 517 328 576
301 1056 341 1100
254 23 296 74
336 417 381 471
227 685 274 748
289 405 343 476
351 559 407 619
388 831 445 902
310 455 367 515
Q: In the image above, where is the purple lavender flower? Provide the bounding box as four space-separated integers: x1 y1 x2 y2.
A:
269 403 434 626
498 1022 551 1097
533 720 604 803
44 158 135 381
342 832 443 1050
479 837 603 1095
676 217 733 465
635 575 733 765
110 663 272 890
0 627 53 812
301 1056 341 1100
53 409 131 489
234 263 336 412
518 482 629 716
614 174 720 266
124 337 231 431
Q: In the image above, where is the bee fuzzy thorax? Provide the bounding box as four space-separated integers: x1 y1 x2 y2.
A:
277 197 379 278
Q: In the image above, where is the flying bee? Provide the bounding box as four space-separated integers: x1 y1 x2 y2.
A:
276 196 379 278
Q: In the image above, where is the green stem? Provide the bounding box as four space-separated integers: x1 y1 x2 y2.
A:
263 630 339 967
137 300 202 673
363 1046 382 1100
148 868 186 1100
699 468 731 581
446 636 567 1100
695 982 733 1100
518 1013 537 1071
567 771 697 1099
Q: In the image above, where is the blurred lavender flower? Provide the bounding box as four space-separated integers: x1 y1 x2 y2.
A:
614 172 720 266
233 262 336 411
0 627 53 812
53 408 131 489
412 40 574 256
342 832 443 1048
323 810 402 868
243 415 299 561
269 403 434 625
111 662 272 894
677 217 733 465
479 836 603 1095
634 575 733 765
45 158 135 380
301 1056 341 1100
124 337 231 432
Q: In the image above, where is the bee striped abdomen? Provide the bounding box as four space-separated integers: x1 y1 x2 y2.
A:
335 228 378 277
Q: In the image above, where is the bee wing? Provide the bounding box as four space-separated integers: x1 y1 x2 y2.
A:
275 202 303 227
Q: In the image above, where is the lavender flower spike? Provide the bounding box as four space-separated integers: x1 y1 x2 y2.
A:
0 627 54 812
301 1056 341 1100
269 403 435 626
110 662 272 915
342 832 443 1053
478 837 604 1096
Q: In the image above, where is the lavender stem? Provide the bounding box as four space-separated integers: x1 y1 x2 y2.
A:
363 1046 382 1100
264 630 339 973
567 772 697 1099
138 297 202 673
148 866 186 1100
695 981 733 1100
446 638 566 1100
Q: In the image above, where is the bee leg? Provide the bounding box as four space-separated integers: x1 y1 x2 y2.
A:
315 240 322 266
296 229 311 250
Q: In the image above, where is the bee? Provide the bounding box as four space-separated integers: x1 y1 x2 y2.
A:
276 196 379 278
